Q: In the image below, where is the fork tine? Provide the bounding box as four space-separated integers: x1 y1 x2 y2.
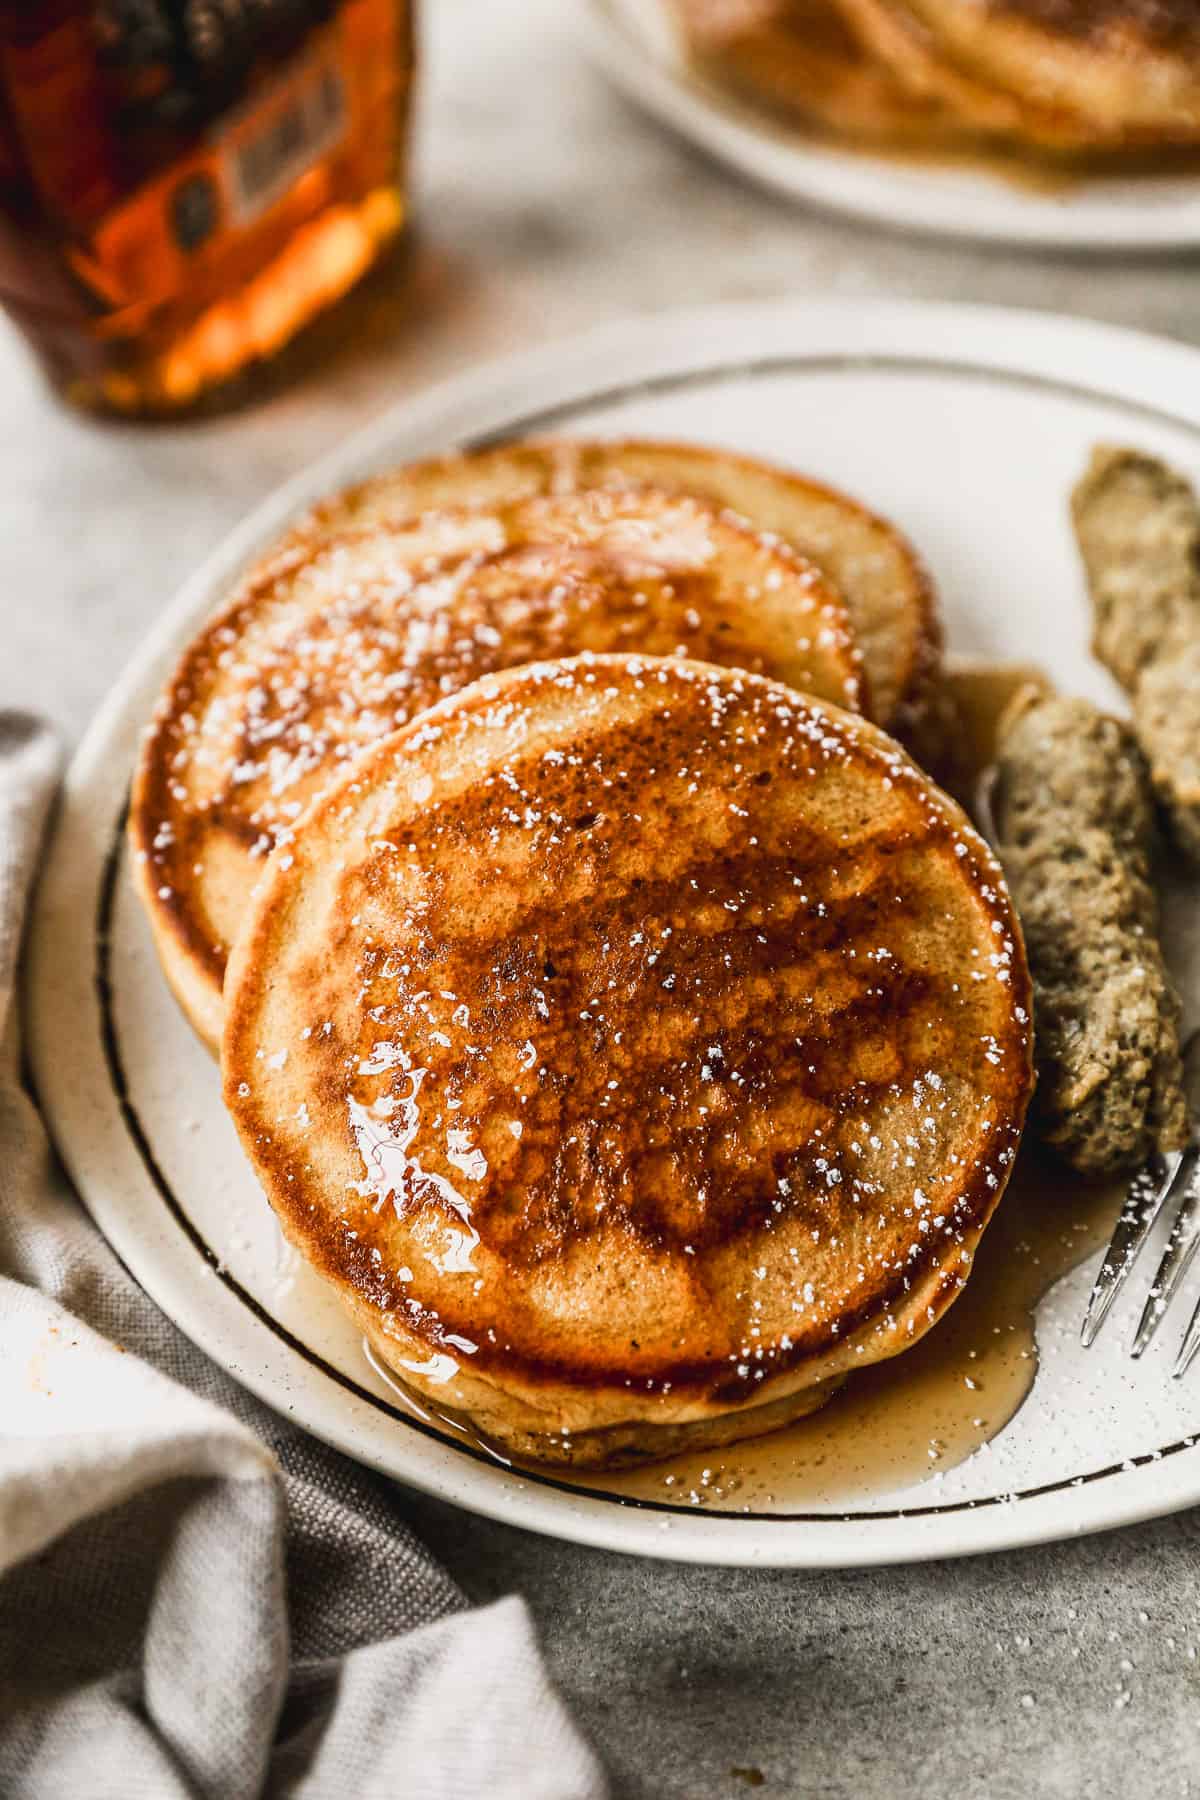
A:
1081 1149 1184 1348
1130 1145 1200 1357
1174 1288 1200 1377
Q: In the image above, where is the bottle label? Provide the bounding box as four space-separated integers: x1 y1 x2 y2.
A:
83 26 351 307
222 40 349 227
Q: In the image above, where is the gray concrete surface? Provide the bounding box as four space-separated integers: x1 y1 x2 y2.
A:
3 1 1200 1793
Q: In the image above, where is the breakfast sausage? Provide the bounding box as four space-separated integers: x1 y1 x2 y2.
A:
990 693 1187 1175
1073 446 1200 864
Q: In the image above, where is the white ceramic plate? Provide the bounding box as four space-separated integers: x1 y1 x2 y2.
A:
580 0 1200 251
25 299 1200 1567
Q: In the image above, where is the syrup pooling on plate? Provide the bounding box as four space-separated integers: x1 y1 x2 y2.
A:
354 1149 1124 1506
598 1150 1124 1507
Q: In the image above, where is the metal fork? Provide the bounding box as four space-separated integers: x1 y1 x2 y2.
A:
974 766 1200 1372
1082 1031 1200 1372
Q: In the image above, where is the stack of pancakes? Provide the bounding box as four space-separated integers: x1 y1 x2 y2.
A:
673 0 1200 158
131 440 1034 1468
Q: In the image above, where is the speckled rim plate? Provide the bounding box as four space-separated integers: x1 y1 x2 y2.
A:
580 0 1200 252
24 300 1200 1567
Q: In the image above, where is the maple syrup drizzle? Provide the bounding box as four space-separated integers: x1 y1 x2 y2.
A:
596 1149 1122 1510
551 665 1114 1512
352 663 1121 1508
360 1149 1122 1510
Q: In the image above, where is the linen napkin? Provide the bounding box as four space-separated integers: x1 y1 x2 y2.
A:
0 711 607 1800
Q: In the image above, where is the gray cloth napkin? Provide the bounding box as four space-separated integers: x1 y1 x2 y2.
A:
0 712 607 1800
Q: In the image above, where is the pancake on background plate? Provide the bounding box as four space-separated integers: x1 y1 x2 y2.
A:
223 655 1034 1469
130 486 862 1050
673 0 1200 155
835 0 1200 150
296 436 940 737
670 0 966 146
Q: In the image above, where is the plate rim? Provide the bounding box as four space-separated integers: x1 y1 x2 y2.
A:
579 0 1200 253
24 297 1200 1567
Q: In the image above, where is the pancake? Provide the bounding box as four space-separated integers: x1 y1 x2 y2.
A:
130 487 863 1050
223 655 1034 1469
894 0 1200 143
833 0 1105 146
672 0 962 146
297 437 940 735
836 0 1200 149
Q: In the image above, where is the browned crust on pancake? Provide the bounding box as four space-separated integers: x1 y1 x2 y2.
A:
128 541 314 1050
914 0 1200 135
223 655 1032 1464
130 487 862 1051
127 842 227 1052
834 0 1200 147
833 0 1107 145
673 0 969 146
296 436 940 735
988 0 1200 43
361 1330 843 1466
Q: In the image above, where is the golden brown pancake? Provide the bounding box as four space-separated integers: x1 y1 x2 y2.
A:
223 655 1034 1469
297 437 940 736
905 0 1200 142
835 0 1200 149
672 0 964 146
130 487 863 1050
